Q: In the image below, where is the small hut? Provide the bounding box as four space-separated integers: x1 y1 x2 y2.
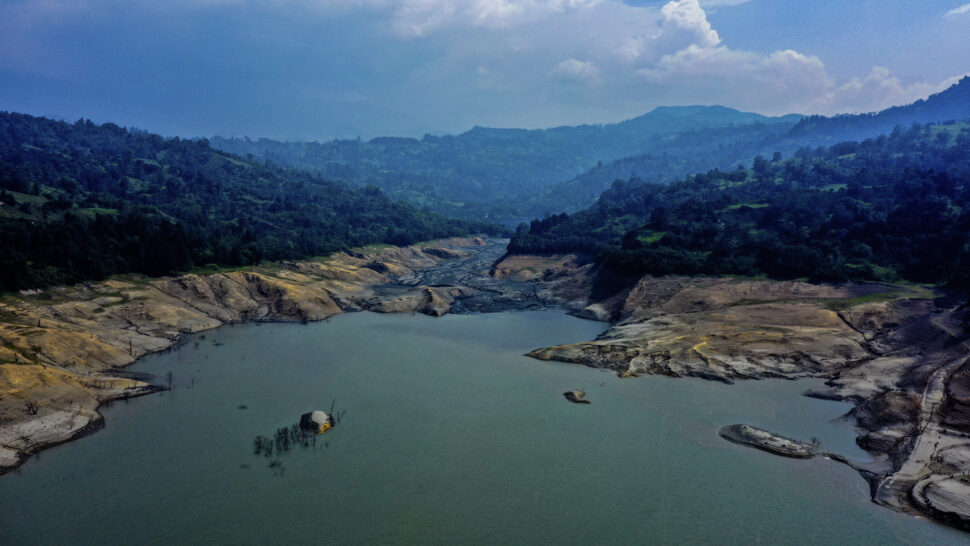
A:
299 410 335 434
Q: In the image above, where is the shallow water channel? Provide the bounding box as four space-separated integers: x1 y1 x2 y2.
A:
1 311 965 544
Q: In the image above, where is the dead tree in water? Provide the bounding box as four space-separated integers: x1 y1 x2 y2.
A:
253 435 271 456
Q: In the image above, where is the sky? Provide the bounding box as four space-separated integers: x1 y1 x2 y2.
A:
1 0 968 140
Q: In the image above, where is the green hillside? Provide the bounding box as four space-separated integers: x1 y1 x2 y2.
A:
211 106 795 223
509 120 970 287
0 113 500 291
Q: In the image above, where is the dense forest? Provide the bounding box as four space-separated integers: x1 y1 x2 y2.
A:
788 76 970 144
4 79 969 292
523 121 796 215
212 78 970 224
534 77 970 217
509 120 970 286
0 113 500 292
212 106 796 223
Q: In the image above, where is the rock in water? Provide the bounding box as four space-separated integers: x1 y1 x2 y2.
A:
563 390 591 404
299 411 334 434
718 424 819 458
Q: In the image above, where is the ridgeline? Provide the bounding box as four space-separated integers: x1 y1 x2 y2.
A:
509 120 970 288
0 113 502 292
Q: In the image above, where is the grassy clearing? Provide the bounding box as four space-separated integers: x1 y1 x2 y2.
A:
822 291 906 311
360 243 394 251
6 190 48 205
94 291 131 308
211 152 252 168
187 261 282 276
75 207 119 219
636 230 668 244
187 264 258 276
721 202 769 212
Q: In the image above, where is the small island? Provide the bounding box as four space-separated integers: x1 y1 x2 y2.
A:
563 390 591 404
718 424 821 458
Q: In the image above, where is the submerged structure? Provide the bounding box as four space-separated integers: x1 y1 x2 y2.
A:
563 390 591 404
299 411 335 434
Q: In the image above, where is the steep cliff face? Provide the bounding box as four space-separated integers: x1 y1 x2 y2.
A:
0 238 485 472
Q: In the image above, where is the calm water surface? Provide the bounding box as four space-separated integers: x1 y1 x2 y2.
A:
1 311 965 544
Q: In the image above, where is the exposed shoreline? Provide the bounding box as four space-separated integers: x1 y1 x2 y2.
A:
2 241 969 533
494 252 970 532
0 237 507 474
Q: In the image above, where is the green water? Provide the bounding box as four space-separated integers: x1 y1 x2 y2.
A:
1 311 965 544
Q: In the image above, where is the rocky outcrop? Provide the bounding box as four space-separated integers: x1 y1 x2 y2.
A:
496 255 970 533
563 390 590 404
490 253 590 282
943 359 970 432
847 390 920 458
527 278 880 383
719 424 821 458
912 475 970 531
0 237 487 473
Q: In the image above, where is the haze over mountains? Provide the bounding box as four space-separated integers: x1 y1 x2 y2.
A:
212 77 970 224
212 105 798 223
511 119 970 287
1 78 969 292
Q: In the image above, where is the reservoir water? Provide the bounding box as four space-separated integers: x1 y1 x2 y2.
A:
0 311 965 544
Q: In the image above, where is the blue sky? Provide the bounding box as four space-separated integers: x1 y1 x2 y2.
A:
1 0 967 140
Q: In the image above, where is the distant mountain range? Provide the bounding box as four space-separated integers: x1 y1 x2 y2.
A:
509 118 970 287
1 78 968 290
213 77 970 225
789 75 970 143
0 113 497 291
536 76 970 217
212 105 798 224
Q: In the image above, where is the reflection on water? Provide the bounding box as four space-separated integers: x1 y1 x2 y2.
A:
0 311 964 544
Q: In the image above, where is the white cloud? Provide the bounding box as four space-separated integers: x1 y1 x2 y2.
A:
340 0 606 36
634 38 962 116
637 45 835 114
549 58 602 86
945 3 970 17
660 0 720 48
824 67 965 113
700 0 751 5
192 0 970 117
1 0 963 135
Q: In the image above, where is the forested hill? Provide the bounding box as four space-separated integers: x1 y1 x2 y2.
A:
509 120 970 287
536 77 970 214
211 106 796 223
789 76 970 143
212 79 970 225
0 112 499 292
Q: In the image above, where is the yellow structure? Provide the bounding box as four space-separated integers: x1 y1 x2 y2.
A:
299 410 335 434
